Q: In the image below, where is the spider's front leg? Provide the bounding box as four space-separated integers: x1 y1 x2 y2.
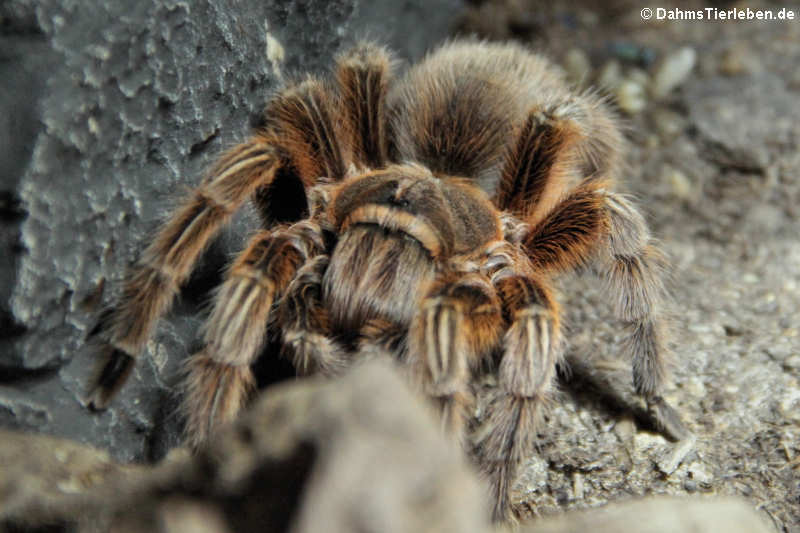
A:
183 220 324 448
475 269 563 523
87 138 280 409
408 272 504 446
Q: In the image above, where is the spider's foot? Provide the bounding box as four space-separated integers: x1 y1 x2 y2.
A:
473 393 541 523
283 329 348 376
85 349 135 410
647 395 691 441
182 352 255 450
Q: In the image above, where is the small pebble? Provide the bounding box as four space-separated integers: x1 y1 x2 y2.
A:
686 376 706 397
742 273 759 284
635 431 665 453
626 68 650 87
779 390 800 422
652 46 697 99
564 48 592 85
609 41 657 67
657 434 697 476
784 355 800 369
88 116 100 136
661 165 692 200
573 472 585 500
596 60 622 91
688 461 714 486
57 478 84 494
652 108 687 140
719 44 757 76
610 41 642 63
766 343 792 361
614 416 636 443
616 79 647 114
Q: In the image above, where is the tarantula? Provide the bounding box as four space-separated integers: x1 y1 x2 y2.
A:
88 40 687 521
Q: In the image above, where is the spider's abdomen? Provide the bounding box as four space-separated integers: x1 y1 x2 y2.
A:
388 40 573 192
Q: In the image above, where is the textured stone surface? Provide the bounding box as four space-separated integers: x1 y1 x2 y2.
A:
0 0 460 462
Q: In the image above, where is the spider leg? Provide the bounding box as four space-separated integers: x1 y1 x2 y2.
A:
357 318 408 362
495 94 624 223
569 90 625 182
494 173 610 522
182 220 325 448
89 72 351 408
599 192 688 440
476 272 562 523
495 109 578 225
279 254 348 376
522 180 610 273
335 41 394 169
87 138 280 409
408 272 504 446
522 185 688 439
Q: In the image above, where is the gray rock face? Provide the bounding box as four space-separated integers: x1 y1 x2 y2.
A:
0 0 460 462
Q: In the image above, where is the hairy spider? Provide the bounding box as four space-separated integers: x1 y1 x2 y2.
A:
87 40 687 521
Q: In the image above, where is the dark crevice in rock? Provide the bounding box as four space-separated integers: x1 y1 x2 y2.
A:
2 521 74 533
0 309 28 341
143 389 183 463
188 128 221 158
0 4 44 37
0 192 26 222
0 364 59 385
253 167 311 225
84 306 112 341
